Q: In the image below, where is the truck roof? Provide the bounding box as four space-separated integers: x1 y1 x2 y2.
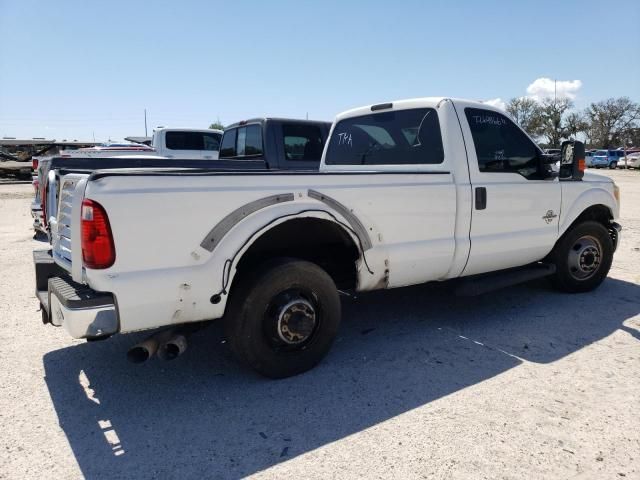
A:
225 118 331 129
334 97 499 121
153 127 224 134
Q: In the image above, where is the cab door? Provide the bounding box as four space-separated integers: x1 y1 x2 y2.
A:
458 105 561 276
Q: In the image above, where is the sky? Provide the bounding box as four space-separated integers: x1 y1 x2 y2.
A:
1 0 639 142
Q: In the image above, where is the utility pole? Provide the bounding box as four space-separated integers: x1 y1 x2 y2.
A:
144 109 148 137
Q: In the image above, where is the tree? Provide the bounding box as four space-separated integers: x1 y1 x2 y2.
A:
538 98 573 147
209 118 225 130
564 111 588 140
506 97 543 137
584 97 640 148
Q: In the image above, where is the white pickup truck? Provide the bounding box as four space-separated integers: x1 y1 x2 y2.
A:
60 128 223 160
34 97 621 378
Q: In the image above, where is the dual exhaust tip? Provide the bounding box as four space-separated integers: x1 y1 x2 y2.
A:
127 330 188 364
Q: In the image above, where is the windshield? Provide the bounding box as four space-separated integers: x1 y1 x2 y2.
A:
595 150 608 156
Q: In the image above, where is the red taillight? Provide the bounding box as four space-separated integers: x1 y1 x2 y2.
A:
81 199 115 269
32 158 39 170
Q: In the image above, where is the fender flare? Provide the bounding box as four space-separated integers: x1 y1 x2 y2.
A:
197 194 382 303
559 187 617 237
200 190 373 254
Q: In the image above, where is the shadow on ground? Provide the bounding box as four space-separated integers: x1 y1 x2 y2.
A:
43 277 640 478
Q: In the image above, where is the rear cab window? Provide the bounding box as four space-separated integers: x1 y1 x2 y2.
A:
282 124 324 162
464 108 542 180
325 108 444 165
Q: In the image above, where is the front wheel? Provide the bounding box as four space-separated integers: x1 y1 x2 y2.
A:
609 162 617 169
550 221 613 293
223 258 341 378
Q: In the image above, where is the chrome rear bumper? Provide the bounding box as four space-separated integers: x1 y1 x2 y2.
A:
34 249 118 339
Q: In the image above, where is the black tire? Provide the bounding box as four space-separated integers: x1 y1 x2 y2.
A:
550 221 613 293
609 162 617 169
223 258 341 378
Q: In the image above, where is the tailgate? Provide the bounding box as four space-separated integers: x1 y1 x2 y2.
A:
49 173 89 282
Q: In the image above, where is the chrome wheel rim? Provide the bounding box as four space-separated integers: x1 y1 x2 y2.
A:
568 235 602 280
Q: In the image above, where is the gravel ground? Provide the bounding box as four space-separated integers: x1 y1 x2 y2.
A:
0 171 638 480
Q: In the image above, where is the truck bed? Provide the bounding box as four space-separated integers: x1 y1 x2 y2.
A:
48 156 271 172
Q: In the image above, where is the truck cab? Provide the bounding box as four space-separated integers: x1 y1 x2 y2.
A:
219 118 331 170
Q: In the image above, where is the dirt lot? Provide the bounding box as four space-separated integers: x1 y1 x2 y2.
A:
0 171 638 479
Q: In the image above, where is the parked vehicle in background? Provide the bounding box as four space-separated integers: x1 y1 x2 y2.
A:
585 150 595 167
36 120 331 238
33 128 221 228
61 128 223 160
219 118 331 169
34 97 621 378
590 149 624 169
1 138 100 180
25 141 102 233
33 128 221 233
618 152 640 169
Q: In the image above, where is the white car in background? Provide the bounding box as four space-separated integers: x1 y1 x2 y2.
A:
617 152 640 169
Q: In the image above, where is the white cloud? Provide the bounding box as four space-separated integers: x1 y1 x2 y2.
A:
483 98 506 110
526 77 582 101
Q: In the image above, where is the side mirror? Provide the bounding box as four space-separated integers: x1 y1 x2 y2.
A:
559 140 585 180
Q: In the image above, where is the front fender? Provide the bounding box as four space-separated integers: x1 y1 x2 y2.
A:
559 186 618 237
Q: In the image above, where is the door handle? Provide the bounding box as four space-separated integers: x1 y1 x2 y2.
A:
475 187 487 210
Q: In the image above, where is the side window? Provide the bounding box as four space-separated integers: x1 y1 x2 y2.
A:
282 124 324 161
464 108 541 179
244 125 263 156
219 128 237 157
165 131 205 150
202 132 221 151
219 125 262 158
325 108 444 165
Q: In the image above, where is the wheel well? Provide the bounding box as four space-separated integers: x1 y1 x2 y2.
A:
234 217 360 290
571 204 612 228
565 204 617 246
